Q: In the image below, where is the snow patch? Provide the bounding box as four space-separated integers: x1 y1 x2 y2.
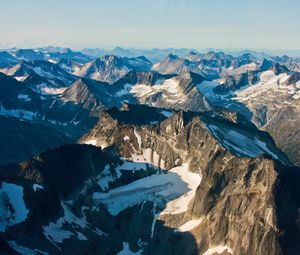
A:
41 87 66 95
134 129 142 148
178 219 203 232
77 232 88 241
117 242 142 255
17 94 31 101
15 76 28 82
0 182 29 232
202 245 232 255
33 184 44 192
160 110 174 118
84 139 97 146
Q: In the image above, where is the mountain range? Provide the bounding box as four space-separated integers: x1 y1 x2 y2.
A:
0 46 299 255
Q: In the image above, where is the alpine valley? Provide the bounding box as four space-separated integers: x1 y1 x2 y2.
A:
0 47 300 255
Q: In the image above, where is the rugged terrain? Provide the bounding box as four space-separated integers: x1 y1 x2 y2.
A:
0 47 300 255
0 106 299 255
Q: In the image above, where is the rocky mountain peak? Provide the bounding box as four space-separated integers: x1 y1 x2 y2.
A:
271 63 290 75
100 54 122 64
260 58 274 71
166 53 179 60
62 78 112 110
204 51 218 60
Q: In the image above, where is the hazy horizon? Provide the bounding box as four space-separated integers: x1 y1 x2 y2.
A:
1 0 299 51
2 45 300 58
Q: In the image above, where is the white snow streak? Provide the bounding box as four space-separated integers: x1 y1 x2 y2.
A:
117 242 142 255
202 245 232 255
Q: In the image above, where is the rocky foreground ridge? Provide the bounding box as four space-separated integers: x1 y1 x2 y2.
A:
0 105 299 255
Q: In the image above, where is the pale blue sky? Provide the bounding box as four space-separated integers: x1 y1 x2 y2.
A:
0 0 299 50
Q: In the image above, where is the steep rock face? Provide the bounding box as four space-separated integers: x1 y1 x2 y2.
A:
191 156 280 254
79 107 300 255
61 78 118 111
262 106 300 166
260 58 274 71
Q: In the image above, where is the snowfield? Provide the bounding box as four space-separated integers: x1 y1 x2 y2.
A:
203 122 280 160
234 71 290 102
93 163 201 216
